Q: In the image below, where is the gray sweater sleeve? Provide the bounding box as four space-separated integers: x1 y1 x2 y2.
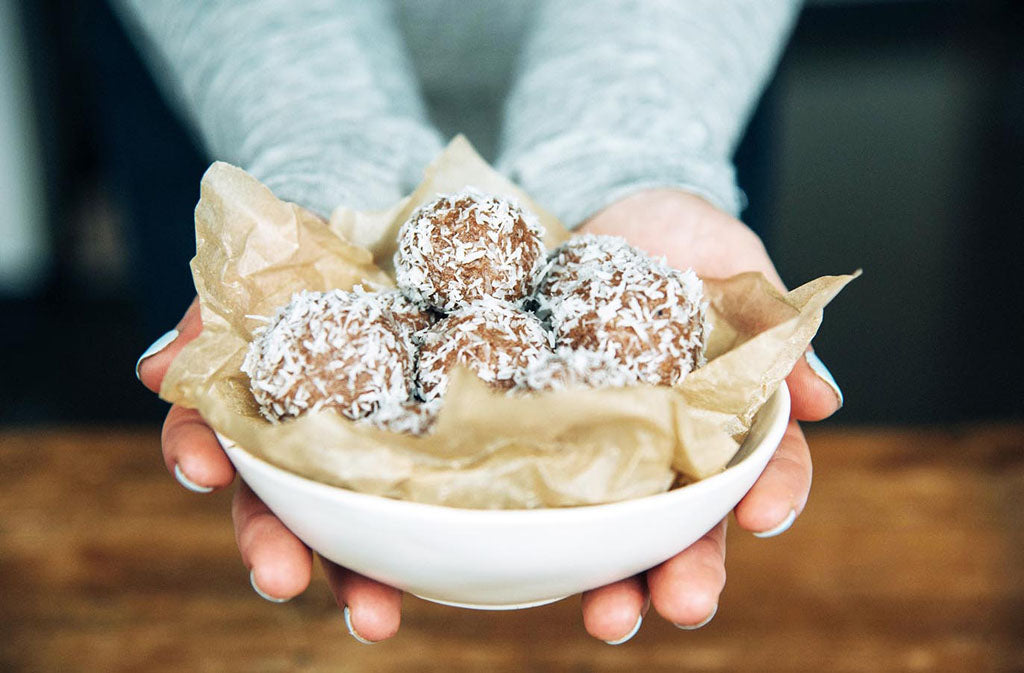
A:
497 0 801 228
111 0 443 217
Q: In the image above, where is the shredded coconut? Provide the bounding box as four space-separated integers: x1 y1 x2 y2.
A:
370 287 436 336
241 288 416 422
364 396 441 436
512 346 640 393
394 189 546 312
537 235 710 386
242 221 710 434
417 296 554 402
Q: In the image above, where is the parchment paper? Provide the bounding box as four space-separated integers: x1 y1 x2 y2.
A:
161 136 856 509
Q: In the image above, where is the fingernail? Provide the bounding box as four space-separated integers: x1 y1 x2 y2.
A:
250 569 290 603
753 508 797 538
174 463 214 494
344 606 376 645
604 614 643 646
136 329 179 380
674 603 718 630
804 350 843 408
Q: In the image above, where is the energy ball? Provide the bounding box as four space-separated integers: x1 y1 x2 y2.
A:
536 234 643 297
541 240 709 387
242 289 416 422
394 190 546 312
513 347 640 393
417 298 553 402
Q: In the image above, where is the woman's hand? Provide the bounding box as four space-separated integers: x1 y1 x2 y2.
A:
137 299 402 644
574 189 843 643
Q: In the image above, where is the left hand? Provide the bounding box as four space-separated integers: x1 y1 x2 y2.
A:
574 189 843 643
138 299 403 644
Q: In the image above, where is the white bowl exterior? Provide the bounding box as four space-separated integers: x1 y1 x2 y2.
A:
224 384 790 608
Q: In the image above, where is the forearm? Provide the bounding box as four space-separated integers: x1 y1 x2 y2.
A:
112 0 442 216
497 0 801 227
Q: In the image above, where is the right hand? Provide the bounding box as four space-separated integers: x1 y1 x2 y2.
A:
137 298 403 643
571 189 842 643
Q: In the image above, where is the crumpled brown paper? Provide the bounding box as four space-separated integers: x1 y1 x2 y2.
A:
161 136 856 509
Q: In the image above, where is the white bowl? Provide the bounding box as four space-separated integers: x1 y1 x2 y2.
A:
222 384 790 610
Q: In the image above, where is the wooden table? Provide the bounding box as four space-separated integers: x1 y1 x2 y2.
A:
1 425 1021 672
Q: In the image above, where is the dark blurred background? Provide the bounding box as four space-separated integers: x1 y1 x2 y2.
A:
1 0 1021 426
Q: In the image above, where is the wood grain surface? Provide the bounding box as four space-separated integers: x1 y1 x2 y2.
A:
0 425 1021 673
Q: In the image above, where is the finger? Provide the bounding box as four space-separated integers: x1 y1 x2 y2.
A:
787 348 843 421
581 576 648 644
161 404 235 492
232 481 313 602
137 297 202 393
734 420 812 536
322 560 403 643
647 520 726 628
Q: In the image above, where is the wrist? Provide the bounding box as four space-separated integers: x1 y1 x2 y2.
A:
579 189 780 286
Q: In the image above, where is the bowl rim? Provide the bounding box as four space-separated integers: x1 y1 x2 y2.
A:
222 383 790 523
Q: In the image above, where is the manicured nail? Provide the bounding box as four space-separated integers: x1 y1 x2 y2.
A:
174 463 214 494
675 603 718 630
136 329 179 380
804 350 843 408
250 569 290 603
604 614 643 646
753 508 797 538
344 606 376 645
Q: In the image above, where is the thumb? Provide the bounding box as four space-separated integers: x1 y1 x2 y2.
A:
136 297 202 394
